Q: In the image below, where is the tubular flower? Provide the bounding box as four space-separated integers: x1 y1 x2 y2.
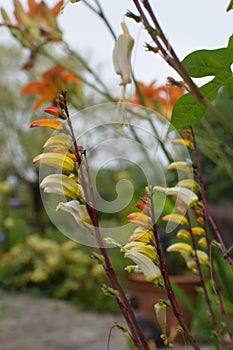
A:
56 200 92 229
191 227 206 236
198 237 208 248
195 250 209 266
167 242 193 255
48 148 77 160
44 106 64 119
154 300 171 345
43 134 72 151
168 161 193 173
181 253 197 273
113 22 134 86
153 186 198 208
33 152 75 172
124 250 162 285
176 179 201 193
196 217 205 226
30 118 63 130
40 174 84 200
127 212 151 227
122 242 158 262
162 214 188 226
176 229 190 240
128 227 154 244
171 138 193 148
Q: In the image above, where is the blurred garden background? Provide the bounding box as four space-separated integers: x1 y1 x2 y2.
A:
0 1 233 347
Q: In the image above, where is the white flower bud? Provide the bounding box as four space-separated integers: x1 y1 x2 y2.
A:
113 22 134 86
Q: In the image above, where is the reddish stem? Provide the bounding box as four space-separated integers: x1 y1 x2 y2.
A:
148 188 201 350
190 127 233 269
186 212 226 350
63 91 150 350
190 127 232 341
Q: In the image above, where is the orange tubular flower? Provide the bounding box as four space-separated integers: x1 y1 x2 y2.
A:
30 118 63 130
44 107 62 118
128 212 151 227
132 81 184 120
136 203 149 214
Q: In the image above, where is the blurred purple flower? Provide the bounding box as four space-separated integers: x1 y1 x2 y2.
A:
10 197 21 209
0 233 6 243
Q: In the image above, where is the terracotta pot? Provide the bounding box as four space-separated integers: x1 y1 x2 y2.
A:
127 274 201 343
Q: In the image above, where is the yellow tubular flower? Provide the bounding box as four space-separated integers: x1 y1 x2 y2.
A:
113 22 134 86
167 242 193 255
128 227 154 244
198 237 208 248
168 161 193 173
176 229 190 240
33 152 75 172
40 174 83 200
191 227 206 236
171 138 193 148
123 242 157 262
176 179 201 193
153 186 198 207
181 253 197 273
195 250 209 266
162 214 188 226
124 250 162 285
154 300 167 339
43 133 72 150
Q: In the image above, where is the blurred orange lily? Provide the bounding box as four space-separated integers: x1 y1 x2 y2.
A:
21 65 82 110
132 81 184 120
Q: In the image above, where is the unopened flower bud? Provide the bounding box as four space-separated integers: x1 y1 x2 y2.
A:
113 22 134 86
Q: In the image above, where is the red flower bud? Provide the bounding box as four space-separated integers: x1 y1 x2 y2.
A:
44 107 62 118
196 217 204 226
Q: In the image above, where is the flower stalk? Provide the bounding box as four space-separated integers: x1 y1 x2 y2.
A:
190 126 233 269
147 187 201 350
59 91 150 350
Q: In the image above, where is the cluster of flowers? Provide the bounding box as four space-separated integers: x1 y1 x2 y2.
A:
31 93 91 231
121 129 209 287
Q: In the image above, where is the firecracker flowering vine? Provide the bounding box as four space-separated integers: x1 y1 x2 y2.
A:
3 1 232 349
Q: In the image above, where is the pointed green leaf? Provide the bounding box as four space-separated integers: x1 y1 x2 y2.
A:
171 37 233 129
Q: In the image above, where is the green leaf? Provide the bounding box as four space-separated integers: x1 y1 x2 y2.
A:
171 36 233 129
